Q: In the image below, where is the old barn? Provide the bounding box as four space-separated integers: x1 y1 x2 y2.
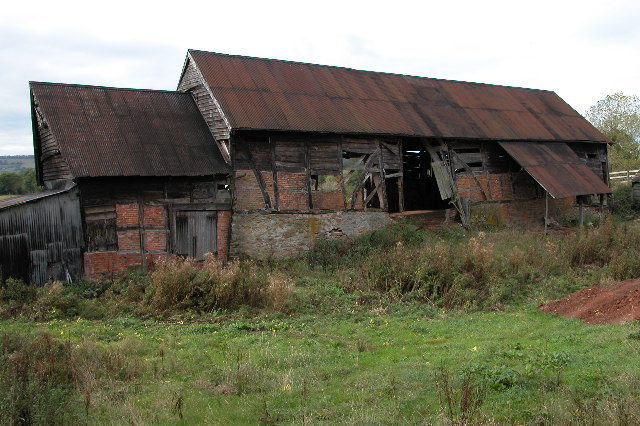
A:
0 50 612 283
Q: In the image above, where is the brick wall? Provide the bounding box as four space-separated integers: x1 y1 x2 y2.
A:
234 169 272 210
216 210 232 261
117 229 141 251
277 172 309 210
143 205 165 227
312 191 344 210
144 229 167 251
83 252 168 280
456 173 513 202
470 198 573 228
116 203 138 227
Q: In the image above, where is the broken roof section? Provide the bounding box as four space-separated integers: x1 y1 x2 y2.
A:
499 142 612 198
30 82 230 179
187 50 609 143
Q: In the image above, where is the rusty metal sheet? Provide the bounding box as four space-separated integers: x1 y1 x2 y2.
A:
30 82 230 179
189 50 609 142
499 142 611 198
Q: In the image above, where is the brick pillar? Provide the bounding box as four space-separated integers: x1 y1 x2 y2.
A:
216 210 232 262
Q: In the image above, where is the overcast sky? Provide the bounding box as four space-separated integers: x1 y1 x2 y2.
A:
1 0 639 155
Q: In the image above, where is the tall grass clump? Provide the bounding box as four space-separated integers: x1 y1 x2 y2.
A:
0 333 77 425
144 253 292 313
334 218 640 309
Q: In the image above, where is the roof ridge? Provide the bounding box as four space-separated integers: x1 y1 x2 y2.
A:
187 49 554 94
29 81 186 95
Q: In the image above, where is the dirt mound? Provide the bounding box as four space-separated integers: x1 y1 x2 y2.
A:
541 278 640 324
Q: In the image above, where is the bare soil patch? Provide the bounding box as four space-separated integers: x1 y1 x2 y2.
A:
541 278 640 324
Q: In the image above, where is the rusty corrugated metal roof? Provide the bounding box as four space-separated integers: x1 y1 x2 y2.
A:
30 82 230 178
0 186 72 210
499 142 611 198
188 50 609 143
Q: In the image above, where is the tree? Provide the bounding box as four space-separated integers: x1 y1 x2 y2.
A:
585 92 640 172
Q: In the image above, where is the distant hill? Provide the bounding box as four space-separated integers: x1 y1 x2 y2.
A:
0 155 35 173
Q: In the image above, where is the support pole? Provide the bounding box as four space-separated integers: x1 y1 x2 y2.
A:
544 191 549 234
578 196 585 227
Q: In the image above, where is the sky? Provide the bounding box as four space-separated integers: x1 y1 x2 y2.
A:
1 0 639 155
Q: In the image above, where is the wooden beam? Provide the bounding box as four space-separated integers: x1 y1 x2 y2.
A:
305 141 313 210
350 149 379 209
377 140 387 210
269 137 279 211
398 140 404 212
246 150 271 209
448 149 488 201
338 137 347 210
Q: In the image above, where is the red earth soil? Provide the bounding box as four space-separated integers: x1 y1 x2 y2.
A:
541 278 640 324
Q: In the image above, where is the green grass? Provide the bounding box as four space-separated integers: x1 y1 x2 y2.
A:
2 304 640 424
0 194 16 200
4 220 640 424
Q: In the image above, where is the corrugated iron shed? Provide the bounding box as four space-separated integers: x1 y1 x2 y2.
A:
188 50 609 143
499 142 612 198
30 82 231 179
0 188 71 210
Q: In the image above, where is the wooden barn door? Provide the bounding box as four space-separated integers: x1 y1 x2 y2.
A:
174 211 217 260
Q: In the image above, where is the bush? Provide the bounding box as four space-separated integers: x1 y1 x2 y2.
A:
144 254 292 314
611 183 640 217
0 333 77 424
0 278 37 317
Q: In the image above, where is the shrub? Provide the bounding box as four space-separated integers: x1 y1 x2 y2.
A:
144 254 291 313
0 333 77 424
611 183 640 217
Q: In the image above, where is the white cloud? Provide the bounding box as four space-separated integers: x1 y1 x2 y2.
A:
0 0 639 154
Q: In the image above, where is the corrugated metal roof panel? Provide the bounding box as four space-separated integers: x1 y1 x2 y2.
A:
189 50 609 143
30 82 230 178
499 142 611 198
0 186 74 210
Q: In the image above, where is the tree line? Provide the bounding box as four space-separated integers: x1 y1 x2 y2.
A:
0 169 40 195
585 92 640 172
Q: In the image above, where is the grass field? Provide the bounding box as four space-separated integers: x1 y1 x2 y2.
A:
0 155 34 173
3 220 640 424
2 304 639 425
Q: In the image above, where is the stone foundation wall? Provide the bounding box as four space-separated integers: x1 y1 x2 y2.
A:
230 211 392 259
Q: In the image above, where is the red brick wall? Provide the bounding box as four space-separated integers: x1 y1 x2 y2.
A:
456 173 513 203
83 252 169 280
470 198 573 228
457 172 576 227
144 229 167 251
216 210 232 262
117 229 140 251
116 203 139 227
312 191 344 210
235 169 272 210
143 205 165 227
278 172 309 210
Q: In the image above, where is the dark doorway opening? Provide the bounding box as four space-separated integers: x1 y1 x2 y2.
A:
402 140 450 211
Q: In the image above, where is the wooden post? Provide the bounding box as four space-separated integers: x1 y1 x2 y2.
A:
398 139 404 212
544 191 549 234
578 196 585 227
137 196 147 272
304 141 313 210
269 137 279 211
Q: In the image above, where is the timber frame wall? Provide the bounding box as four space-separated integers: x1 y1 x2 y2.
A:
79 176 231 279
229 130 609 227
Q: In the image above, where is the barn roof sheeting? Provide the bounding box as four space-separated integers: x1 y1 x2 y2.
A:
499 142 611 197
30 82 230 178
188 50 609 143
